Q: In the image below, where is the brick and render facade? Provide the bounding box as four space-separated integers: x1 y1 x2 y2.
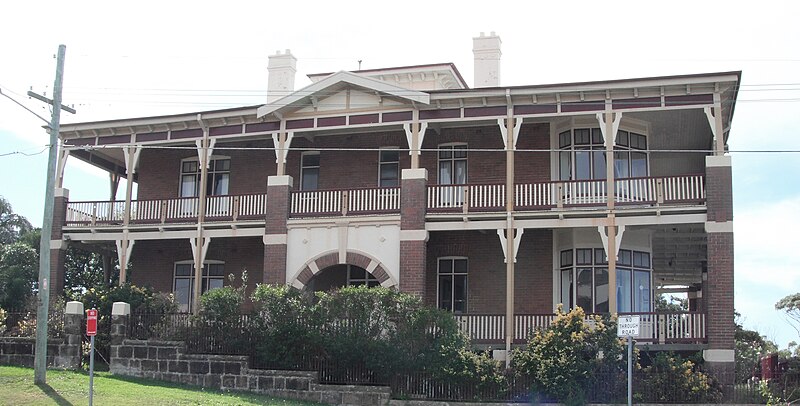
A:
53 34 739 373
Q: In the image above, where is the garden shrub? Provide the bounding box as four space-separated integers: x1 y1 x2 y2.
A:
512 306 627 405
249 283 321 369
635 352 722 403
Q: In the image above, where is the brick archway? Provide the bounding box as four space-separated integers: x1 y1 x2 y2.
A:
290 250 395 289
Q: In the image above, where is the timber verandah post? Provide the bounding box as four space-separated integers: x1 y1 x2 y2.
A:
192 116 212 315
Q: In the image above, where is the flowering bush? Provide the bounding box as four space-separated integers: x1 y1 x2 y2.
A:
512 306 626 405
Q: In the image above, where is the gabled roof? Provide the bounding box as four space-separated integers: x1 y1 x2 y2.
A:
256 71 430 118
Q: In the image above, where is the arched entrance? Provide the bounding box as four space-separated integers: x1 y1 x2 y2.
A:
291 250 396 290
305 264 380 292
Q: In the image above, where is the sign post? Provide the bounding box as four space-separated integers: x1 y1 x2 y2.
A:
86 309 98 406
617 315 639 406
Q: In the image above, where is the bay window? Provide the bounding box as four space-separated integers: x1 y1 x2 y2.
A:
559 248 651 314
558 128 648 181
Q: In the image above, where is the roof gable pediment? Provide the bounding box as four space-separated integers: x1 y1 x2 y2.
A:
257 71 430 118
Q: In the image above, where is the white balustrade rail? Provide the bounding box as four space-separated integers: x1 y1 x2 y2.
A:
237 193 268 218
515 182 555 208
630 312 706 344
662 174 705 203
455 314 506 343
562 179 608 205
615 177 657 203
469 184 505 210
454 312 705 344
129 200 164 223
205 195 233 218
347 187 400 214
291 190 342 215
66 194 268 226
427 185 466 210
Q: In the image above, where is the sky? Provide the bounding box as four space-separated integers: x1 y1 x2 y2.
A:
1 1 799 348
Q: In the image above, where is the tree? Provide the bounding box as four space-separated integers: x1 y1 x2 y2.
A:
0 242 38 310
655 293 688 312
0 196 32 246
735 311 779 382
776 293 800 338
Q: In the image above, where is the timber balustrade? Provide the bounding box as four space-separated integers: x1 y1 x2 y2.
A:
65 193 268 226
63 175 705 226
454 311 706 344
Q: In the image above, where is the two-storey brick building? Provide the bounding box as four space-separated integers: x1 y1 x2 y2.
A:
51 33 738 375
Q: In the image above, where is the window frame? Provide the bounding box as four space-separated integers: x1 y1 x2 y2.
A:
179 155 231 197
437 256 468 313
437 143 468 185
346 265 380 288
172 260 225 313
558 248 652 314
300 151 320 191
378 147 400 188
557 128 649 181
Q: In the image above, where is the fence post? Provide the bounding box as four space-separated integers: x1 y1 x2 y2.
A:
64 301 84 369
110 302 131 346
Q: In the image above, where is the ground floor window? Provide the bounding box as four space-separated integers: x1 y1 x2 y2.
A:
438 257 467 313
174 261 225 312
346 265 380 288
559 248 651 313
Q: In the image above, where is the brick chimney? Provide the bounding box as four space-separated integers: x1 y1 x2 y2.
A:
267 49 297 103
473 32 501 88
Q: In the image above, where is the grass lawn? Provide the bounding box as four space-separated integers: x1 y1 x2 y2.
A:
0 366 322 405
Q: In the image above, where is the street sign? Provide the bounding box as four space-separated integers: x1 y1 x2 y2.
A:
86 309 98 337
617 315 640 337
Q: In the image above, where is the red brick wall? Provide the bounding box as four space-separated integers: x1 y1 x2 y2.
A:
706 232 734 349
285 131 410 190
130 237 263 297
136 140 274 200
418 123 551 185
425 229 553 314
706 165 733 222
133 124 551 198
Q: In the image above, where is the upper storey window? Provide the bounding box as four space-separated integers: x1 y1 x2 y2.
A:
438 144 467 185
180 157 230 197
379 149 400 187
300 152 320 191
558 129 648 181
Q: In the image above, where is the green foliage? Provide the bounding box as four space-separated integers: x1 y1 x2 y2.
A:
69 283 176 367
776 293 800 338
198 271 247 321
248 285 492 385
512 306 626 405
0 242 38 310
64 245 118 296
654 293 688 312
735 311 779 382
636 353 722 403
0 197 32 246
250 284 320 369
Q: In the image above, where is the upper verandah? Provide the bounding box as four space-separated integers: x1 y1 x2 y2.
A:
57 68 741 178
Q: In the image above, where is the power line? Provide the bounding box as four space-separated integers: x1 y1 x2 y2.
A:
60 144 800 154
0 146 50 157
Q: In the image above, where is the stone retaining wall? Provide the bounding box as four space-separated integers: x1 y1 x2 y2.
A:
110 339 389 405
0 336 81 369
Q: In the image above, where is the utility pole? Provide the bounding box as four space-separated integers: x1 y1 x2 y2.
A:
31 44 73 384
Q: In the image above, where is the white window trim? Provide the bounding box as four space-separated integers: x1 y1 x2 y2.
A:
173 260 225 312
300 151 320 191
436 256 468 313
178 155 231 197
378 147 400 188
556 247 653 314
437 143 468 185
345 265 379 287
